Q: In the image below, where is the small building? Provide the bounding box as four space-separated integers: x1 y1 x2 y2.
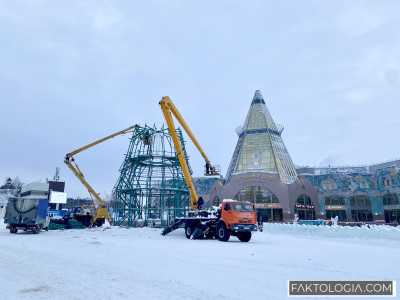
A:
369 158 400 173
0 178 15 192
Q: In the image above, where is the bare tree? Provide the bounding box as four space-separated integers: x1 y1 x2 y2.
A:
11 177 24 195
0 190 14 208
102 191 114 210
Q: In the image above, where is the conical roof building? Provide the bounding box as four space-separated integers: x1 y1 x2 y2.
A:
226 90 298 184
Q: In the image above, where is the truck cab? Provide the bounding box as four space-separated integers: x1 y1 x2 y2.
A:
217 200 257 242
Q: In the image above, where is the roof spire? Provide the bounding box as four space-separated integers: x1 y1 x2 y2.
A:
251 90 265 104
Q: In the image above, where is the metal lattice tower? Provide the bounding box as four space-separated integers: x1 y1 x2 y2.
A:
226 90 298 183
113 124 191 227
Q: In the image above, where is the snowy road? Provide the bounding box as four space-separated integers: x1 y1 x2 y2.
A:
0 223 399 300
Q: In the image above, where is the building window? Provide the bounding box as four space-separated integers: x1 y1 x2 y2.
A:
294 194 315 220
233 186 279 203
384 209 400 223
326 195 345 205
350 195 373 222
383 194 400 205
326 210 346 221
325 195 346 221
322 183 326 189
234 186 282 222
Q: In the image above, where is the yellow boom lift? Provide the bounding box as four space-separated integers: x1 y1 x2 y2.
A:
160 96 258 242
64 125 137 227
159 96 220 210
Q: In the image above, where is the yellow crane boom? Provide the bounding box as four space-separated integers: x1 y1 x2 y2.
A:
64 125 138 225
159 96 220 210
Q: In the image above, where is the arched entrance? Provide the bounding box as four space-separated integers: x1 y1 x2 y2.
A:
325 195 346 221
233 186 282 222
294 194 315 220
350 195 373 222
383 194 400 224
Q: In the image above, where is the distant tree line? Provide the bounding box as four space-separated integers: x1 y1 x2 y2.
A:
65 192 115 210
65 197 93 209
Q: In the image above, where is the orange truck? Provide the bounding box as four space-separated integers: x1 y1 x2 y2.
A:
162 199 257 242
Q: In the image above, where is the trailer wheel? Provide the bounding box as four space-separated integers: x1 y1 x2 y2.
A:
185 225 193 239
237 232 251 242
10 228 17 234
217 223 230 242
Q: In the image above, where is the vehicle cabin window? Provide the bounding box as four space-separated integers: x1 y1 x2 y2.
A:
224 203 231 211
231 203 253 212
232 203 242 211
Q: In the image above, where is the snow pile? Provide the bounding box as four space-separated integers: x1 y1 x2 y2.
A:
264 223 400 240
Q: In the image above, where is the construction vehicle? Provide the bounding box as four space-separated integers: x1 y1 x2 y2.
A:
5 197 50 234
159 96 257 242
64 125 137 227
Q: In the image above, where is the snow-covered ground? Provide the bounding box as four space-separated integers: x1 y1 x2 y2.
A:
0 219 399 300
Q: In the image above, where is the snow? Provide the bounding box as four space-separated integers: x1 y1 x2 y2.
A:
264 223 400 240
221 199 240 202
0 220 399 299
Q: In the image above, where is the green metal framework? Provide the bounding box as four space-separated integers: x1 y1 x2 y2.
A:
113 124 191 227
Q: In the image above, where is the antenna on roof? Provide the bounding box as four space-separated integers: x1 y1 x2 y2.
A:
53 167 60 181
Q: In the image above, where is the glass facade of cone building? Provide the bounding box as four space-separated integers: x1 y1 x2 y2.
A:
207 90 319 223
226 90 298 184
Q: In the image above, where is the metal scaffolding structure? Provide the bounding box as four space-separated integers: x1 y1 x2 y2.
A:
113 124 191 227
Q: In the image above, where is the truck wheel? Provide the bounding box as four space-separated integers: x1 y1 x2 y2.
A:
34 226 40 234
185 225 193 239
95 218 105 227
10 228 17 234
237 232 251 242
217 223 230 242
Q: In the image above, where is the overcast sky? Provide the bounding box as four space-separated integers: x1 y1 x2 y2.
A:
1 1 399 198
